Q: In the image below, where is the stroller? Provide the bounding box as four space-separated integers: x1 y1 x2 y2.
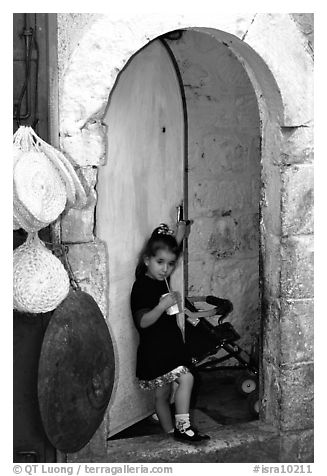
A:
184 295 259 416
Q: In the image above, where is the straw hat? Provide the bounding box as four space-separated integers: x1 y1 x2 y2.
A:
14 150 67 228
13 232 70 313
52 148 87 210
13 181 50 232
34 141 77 207
27 127 87 209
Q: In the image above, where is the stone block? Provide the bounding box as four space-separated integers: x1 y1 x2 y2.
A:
260 231 282 299
281 126 313 165
190 131 260 178
65 240 108 317
281 164 313 236
261 297 280 367
261 121 283 167
188 256 215 295
204 210 259 259
203 132 247 175
279 428 314 463
280 235 314 299
57 14 100 80
76 166 98 194
260 359 280 427
61 189 96 243
187 97 229 133
61 120 106 167
280 298 314 366
234 91 260 128
189 213 259 261
291 13 314 53
187 216 216 259
236 212 260 254
211 256 259 298
260 162 282 236
279 363 314 432
180 60 212 89
245 13 313 125
249 134 261 167
207 215 239 259
211 257 260 352
189 176 254 216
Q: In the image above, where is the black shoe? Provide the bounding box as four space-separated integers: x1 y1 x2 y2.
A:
174 426 210 442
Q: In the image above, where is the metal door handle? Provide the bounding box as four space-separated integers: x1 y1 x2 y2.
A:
176 204 183 222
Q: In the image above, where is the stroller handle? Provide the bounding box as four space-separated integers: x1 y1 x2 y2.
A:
185 295 233 323
206 296 233 312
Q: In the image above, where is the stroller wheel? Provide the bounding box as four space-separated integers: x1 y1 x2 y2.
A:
248 391 260 417
235 372 258 395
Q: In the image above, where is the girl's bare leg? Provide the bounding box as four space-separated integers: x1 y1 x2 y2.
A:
174 371 194 414
173 371 210 440
154 383 174 433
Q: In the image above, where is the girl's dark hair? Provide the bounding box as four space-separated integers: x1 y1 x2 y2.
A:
135 225 182 278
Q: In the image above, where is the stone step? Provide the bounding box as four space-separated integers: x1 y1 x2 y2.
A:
96 421 279 463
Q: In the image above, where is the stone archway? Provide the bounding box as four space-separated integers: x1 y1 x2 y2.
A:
58 13 313 461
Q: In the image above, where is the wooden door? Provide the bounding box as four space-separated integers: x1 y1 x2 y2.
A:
96 39 185 437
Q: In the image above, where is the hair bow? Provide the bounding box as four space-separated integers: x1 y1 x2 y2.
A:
157 223 174 236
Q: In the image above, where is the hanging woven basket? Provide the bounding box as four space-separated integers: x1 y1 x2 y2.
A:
14 150 67 228
13 143 22 168
13 232 70 314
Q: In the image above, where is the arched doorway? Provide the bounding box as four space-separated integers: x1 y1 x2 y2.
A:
95 28 273 438
58 13 313 462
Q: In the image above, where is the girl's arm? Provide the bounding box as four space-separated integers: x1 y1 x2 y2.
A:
139 302 166 328
139 292 180 328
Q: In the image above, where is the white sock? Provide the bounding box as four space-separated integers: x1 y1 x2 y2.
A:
175 413 195 436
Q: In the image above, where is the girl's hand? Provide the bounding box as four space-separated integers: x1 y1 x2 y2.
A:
159 291 181 311
175 220 192 245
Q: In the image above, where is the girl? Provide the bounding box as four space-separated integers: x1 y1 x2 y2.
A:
130 223 210 442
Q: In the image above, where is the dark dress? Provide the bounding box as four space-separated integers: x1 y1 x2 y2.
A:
130 274 191 386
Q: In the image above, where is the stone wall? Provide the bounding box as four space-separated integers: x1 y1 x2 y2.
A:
167 31 261 355
57 14 108 316
279 126 314 435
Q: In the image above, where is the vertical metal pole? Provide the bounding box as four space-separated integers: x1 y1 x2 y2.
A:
46 13 59 148
46 13 62 247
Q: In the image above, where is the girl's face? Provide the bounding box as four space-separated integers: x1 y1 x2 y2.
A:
144 248 177 281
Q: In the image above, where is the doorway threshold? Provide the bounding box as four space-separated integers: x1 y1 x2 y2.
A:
104 421 279 463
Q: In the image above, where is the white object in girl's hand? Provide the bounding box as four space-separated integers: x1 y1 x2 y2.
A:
163 278 182 315
161 293 181 315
